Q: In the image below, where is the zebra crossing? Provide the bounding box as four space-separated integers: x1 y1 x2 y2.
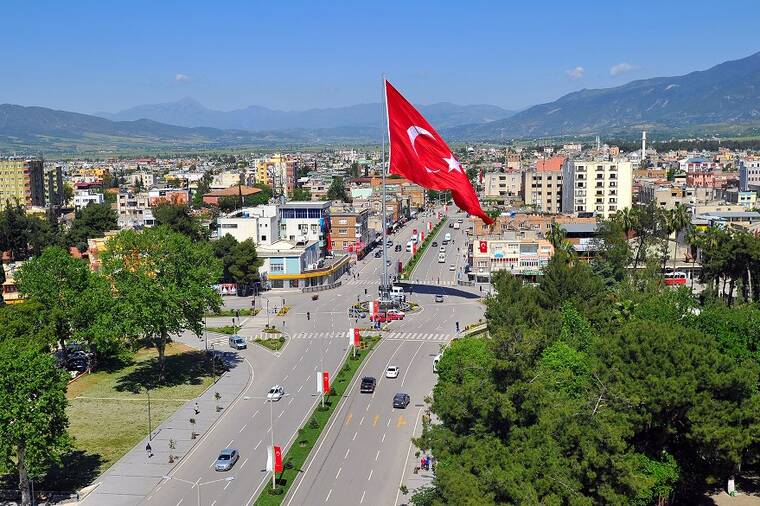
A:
342 278 459 287
289 331 451 342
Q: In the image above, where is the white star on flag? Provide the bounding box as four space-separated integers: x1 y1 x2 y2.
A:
443 154 462 173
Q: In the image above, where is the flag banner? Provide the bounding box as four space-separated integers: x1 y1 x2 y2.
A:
322 371 330 393
427 221 432 231
316 371 324 393
353 328 361 347
480 240 488 253
369 300 379 315
267 446 283 473
421 231 425 242
386 79 492 224
413 242 417 255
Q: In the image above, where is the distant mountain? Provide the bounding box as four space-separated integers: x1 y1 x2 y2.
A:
0 104 380 154
98 99 515 132
448 51 760 140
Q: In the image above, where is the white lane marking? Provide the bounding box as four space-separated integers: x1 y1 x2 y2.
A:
226 439 234 447
224 480 232 490
381 433 386 443
387 418 391 427
394 408 424 506
368 469 374 481
375 450 380 461
241 458 249 470
298 355 304 362
176 500 183 506
359 416 364 426
209 459 216 468
288 397 294 405
254 440 262 450
278 409 285 419
360 490 366 503
365 403 370 412
344 448 350 460
147 495 153 501
210 501 217 506
239 424 247 432
352 431 358 441
298 384 304 393
325 489 332 502
283 374 289 381
252 409 259 418
292 364 298 371
401 342 425 388
335 467 342 480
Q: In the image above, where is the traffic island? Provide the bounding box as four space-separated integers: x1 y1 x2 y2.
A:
254 335 287 352
254 335 382 505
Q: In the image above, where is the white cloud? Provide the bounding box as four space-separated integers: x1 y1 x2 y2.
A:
565 66 584 80
609 63 636 77
175 73 190 82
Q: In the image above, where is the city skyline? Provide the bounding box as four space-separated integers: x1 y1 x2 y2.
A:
2 0 759 113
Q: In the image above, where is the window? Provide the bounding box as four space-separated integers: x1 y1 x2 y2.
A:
260 235 267 241
271 263 284 273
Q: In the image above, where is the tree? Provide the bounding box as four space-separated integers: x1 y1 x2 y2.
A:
153 203 208 242
0 201 61 260
326 177 350 202
291 187 312 201
100 226 222 380
668 203 691 273
192 171 213 208
66 203 118 248
0 303 69 506
229 239 261 285
16 247 118 357
213 234 239 283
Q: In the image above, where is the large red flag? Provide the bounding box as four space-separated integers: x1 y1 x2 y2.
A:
385 80 493 225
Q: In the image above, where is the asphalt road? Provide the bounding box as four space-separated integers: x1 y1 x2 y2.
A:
131 207 482 506
284 211 482 506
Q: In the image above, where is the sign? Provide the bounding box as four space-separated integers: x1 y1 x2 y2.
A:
369 300 379 315
479 240 488 253
427 221 432 231
412 243 417 255
349 328 361 347
322 371 330 394
266 445 283 473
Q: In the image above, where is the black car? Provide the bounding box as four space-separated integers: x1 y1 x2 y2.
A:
448 223 454 228
361 377 377 394
432 241 438 247
395 244 402 252
393 392 410 408
374 250 383 258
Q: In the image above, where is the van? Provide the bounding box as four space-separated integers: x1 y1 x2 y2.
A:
453 222 460 230
444 232 452 241
390 285 406 302
229 335 247 350
406 240 414 252
433 354 441 373
438 252 446 263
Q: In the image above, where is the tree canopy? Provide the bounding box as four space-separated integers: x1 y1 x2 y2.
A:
66 203 118 250
326 177 350 202
153 202 208 242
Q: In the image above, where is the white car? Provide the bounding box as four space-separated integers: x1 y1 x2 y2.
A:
267 385 285 401
449 264 456 271
439 246 446 253
387 309 405 319
385 366 399 378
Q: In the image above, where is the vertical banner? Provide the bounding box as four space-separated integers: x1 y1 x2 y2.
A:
353 328 361 347
316 371 324 394
322 371 330 394
427 221 432 231
369 300 379 315
420 231 425 242
267 446 283 473
413 243 418 255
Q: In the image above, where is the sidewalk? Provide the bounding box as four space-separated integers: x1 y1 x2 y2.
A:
76 349 252 506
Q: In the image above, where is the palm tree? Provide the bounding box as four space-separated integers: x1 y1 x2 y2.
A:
669 203 691 273
685 227 701 293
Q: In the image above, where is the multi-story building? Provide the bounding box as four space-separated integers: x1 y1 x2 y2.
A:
147 188 190 206
469 234 554 283
329 207 371 256
278 201 331 252
74 190 105 210
562 160 633 218
483 170 524 203
116 191 155 229
43 165 65 209
638 183 716 210
0 159 44 209
523 156 566 213
127 172 155 189
216 205 279 246
739 159 760 191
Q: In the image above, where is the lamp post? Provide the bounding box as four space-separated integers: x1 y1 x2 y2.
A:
268 393 291 489
146 388 153 441
266 298 270 328
162 475 234 506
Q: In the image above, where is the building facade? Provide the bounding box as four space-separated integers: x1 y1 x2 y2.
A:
523 156 566 213
216 205 279 245
469 236 554 283
0 159 44 209
116 191 155 229
278 201 331 252
562 160 632 218
329 208 371 256
74 190 105 210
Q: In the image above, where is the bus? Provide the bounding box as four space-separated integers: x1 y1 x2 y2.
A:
664 272 687 286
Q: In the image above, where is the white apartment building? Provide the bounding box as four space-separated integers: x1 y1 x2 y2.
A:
278 201 331 250
74 190 104 210
562 160 632 218
216 205 279 246
483 171 524 200
127 172 155 188
116 191 155 229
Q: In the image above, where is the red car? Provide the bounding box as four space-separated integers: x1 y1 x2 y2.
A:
370 313 391 323
386 310 405 320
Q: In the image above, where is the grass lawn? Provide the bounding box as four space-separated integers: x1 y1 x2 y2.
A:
204 308 260 317
255 335 381 505
45 343 216 491
254 336 286 352
206 325 240 335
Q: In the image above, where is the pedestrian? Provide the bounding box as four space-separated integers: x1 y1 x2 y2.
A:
146 443 152 458
194 402 200 415
425 455 430 470
421 456 426 470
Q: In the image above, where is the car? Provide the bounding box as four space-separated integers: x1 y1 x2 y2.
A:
387 260 392 266
449 264 456 271
66 359 89 373
385 366 399 378
370 313 391 323
360 376 377 393
214 448 240 471
348 307 367 319
393 392 410 409
448 223 454 228
439 246 446 253
458 218 463 223
267 385 285 401
386 240 393 246
432 241 438 247
444 233 452 241
442 239 449 246
395 244 402 252
229 335 247 349
374 250 383 258
435 294 444 303
386 309 405 319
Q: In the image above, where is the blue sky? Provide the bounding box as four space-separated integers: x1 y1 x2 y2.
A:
2 0 758 113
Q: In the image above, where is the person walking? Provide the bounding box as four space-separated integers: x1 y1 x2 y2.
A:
146 443 152 458
194 402 200 415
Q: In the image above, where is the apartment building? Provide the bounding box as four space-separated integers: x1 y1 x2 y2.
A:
216 205 279 246
483 171 523 203
116 191 155 229
562 160 632 218
470 234 554 283
0 159 44 209
74 190 105 210
739 159 760 191
44 165 65 208
638 183 716 210
523 156 566 213
329 207 371 256
278 201 331 252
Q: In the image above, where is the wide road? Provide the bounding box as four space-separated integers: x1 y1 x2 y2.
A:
284 210 483 506
133 208 467 506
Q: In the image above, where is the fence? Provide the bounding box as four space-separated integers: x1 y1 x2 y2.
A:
302 280 342 293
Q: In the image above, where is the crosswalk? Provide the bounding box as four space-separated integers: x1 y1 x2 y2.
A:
342 278 460 287
290 331 451 342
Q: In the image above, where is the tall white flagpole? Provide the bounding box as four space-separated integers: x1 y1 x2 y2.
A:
380 74 389 300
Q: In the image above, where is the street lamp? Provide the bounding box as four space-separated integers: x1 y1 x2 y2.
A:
267 393 292 489
146 388 153 441
162 475 234 506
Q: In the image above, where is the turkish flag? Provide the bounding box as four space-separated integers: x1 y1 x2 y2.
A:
386 81 493 224
267 445 283 473
322 371 330 394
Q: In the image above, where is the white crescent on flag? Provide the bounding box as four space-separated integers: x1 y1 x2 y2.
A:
406 125 441 173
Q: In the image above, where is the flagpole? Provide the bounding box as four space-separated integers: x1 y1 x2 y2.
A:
380 73 389 300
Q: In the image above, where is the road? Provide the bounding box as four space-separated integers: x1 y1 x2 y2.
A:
126 207 481 506
284 211 482 506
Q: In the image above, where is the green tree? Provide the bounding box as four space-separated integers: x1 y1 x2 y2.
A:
668 203 691 273
213 234 239 283
229 239 261 285
0 200 61 260
66 203 118 249
192 171 213 209
100 226 222 380
326 177 350 202
153 203 208 242
291 187 312 201
0 303 69 506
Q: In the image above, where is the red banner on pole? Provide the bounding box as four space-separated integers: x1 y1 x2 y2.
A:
353 328 361 347
322 371 330 393
479 240 488 253
267 445 283 473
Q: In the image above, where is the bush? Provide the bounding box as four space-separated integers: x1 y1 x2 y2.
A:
266 485 285 496
308 417 320 429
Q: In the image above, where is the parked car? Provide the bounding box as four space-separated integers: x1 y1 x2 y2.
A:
386 309 405 320
360 376 377 393
370 313 391 323
435 294 444 303
393 392 410 409
385 366 399 378
229 335 247 349
448 223 454 228
267 385 285 401
395 244 402 252
432 241 438 247
214 448 239 471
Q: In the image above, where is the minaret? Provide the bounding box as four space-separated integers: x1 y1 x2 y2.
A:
641 131 647 161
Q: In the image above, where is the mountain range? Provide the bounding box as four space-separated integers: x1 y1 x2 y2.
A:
447 50 760 140
97 100 515 132
2 51 760 154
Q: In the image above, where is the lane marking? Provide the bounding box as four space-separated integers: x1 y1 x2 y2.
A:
241 458 249 470
224 480 232 490
353 431 358 441
344 448 350 460
283 374 289 381
239 424 247 432
359 416 365 426
360 490 366 503
401 342 425 388
278 409 285 419
394 408 424 506
176 500 183 506
254 440 262 450
375 450 380 461
372 415 379 427
397 415 407 429
345 413 352 425
365 403 370 412
325 489 332 502
381 433 386 443
297 384 304 393
387 418 391 427
335 467 342 480
367 469 374 481
252 409 259 419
